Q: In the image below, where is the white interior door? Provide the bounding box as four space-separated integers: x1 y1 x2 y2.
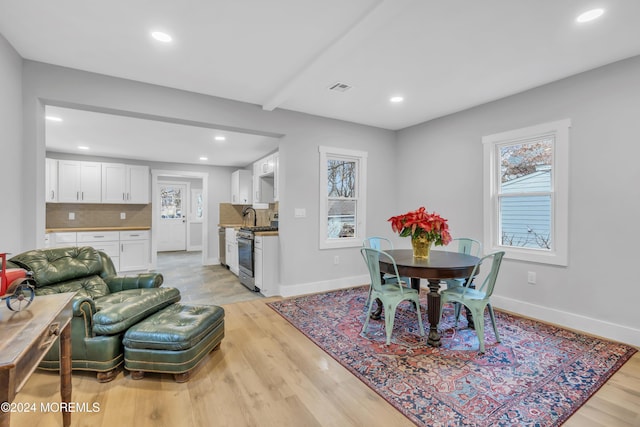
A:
157 183 187 252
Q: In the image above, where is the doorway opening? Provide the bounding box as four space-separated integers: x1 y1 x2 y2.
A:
151 170 209 269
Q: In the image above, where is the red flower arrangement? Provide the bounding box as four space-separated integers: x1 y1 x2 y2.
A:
388 206 452 246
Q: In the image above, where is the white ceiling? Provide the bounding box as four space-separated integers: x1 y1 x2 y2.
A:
45 106 281 167
3 0 640 165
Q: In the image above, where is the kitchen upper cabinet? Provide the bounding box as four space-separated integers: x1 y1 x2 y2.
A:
102 163 150 204
273 152 279 202
127 165 150 203
252 152 278 206
257 154 275 176
45 158 58 202
57 160 101 203
102 163 126 203
231 170 252 205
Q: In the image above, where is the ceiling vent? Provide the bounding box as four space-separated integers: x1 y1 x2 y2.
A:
328 82 352 92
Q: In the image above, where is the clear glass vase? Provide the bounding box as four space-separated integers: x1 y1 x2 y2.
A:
411 235 432 259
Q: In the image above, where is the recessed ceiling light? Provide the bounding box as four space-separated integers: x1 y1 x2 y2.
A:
576 8 604 23
151 31 173 43
214 135 226 141
199 156 208 161
46 116 62 122
78 146 89 150
390 96 404 103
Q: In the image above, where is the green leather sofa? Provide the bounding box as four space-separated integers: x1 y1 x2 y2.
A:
9 246 181 382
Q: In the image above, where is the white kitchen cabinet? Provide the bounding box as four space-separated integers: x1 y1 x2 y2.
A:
273 152 279 202
48 232 77 248
45 158 58 202
101 163 127 203
252 152 277 206
119 230 150 271
126 165 150 203
225 227 239 275
253 162 261 204
77 231 120 271
45 229 149 272
102 163 150 204
231 170 252 205
57 160 102 203
254 234 279 297
257 154 275 176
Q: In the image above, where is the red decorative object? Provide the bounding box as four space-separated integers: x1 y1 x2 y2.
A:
388 206 452 247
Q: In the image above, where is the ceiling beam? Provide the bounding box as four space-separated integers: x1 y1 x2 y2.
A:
261 0 416 112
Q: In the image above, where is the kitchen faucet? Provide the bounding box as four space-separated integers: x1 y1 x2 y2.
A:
242 206 257 227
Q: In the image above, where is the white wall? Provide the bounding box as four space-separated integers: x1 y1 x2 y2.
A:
0 34 23 253
396 55 640 346
21 61 396 293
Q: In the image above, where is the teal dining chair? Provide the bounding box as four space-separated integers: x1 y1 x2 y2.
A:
444 238 482 323
360 247 425 345
362 237 410 309
440 251 505 353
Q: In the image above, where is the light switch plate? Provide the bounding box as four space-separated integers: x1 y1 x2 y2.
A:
294 208 306 218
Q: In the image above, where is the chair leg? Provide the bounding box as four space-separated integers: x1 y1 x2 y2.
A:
454 302 462 327
470 306 486 354
414 298 425 337
364 286 373 310
362 298 373 334
487 304 501 343
384 303 398 345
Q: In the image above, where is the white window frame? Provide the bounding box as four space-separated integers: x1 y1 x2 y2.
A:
483 119 570 266
319 146 367 250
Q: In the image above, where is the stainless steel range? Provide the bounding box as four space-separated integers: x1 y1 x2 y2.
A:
237 226 278 291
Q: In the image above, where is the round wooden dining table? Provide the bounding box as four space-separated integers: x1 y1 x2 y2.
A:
377 249 480 347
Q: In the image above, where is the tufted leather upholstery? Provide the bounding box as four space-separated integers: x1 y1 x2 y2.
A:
9 246 180 381
124 303 225 350
123 303 225 380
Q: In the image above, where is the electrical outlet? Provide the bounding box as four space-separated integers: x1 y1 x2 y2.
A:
334 255 340 265
527 271 536 284
120 212 126 220
68 212 75 220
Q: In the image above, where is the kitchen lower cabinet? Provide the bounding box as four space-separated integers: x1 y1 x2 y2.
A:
119 230 150 271
77 231 120 271
225 227 239 276
47 232 77 248
44 229 149 272
254 234 279 297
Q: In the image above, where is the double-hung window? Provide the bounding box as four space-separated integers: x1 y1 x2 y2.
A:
319 146 367 249
483 119 570 265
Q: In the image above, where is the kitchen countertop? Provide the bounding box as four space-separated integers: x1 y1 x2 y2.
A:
254 231 279 237
46 226 151 233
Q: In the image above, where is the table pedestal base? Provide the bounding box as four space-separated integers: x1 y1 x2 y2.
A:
426 279 442 347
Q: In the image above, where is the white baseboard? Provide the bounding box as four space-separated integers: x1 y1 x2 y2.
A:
278 274 369 298
491 295 640 348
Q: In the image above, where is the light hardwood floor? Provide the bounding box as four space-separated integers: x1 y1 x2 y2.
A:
11 252 640 426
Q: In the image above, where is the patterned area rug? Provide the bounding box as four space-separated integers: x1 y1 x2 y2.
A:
268 286 636 427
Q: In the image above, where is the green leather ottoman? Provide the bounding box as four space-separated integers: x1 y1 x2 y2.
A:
123 303 225 382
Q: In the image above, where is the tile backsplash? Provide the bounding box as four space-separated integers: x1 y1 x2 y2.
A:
46 203 152 229
219 203 278 227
